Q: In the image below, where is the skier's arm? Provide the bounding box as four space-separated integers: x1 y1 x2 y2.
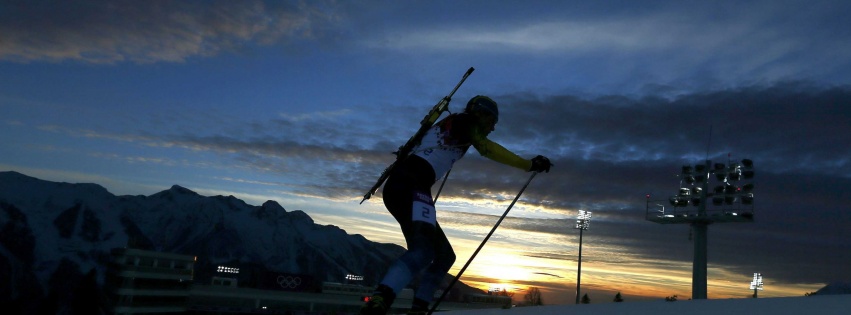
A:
471 136 533 171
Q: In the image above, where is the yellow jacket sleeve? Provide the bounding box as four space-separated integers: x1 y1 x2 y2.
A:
471 137 532 171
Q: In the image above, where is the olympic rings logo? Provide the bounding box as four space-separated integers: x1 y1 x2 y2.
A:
277 275 302 288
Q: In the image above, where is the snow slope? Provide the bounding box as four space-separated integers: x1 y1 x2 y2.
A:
453 295 851 315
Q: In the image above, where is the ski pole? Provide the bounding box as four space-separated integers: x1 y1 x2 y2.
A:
432 167 452 204
427 172 538 315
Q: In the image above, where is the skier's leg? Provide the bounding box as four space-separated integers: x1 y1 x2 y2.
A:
360 175 412 315
364 175 436 315
379 221 436 290
379 188 438 294
413 222 456 307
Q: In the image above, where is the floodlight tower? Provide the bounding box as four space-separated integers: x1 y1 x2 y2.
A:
750 273 764 298
646 157 755 299
574 210 591 304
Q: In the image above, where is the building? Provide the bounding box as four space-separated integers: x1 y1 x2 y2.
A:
187 282 414 314
107 248 509 314
187 282 506 314
107 248 196 314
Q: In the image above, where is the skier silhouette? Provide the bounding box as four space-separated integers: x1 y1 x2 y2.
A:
360 95 552 315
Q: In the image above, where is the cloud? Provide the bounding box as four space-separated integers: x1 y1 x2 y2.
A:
0 0 343 64
533 272 563 278
401 83 850 286
278 108 353 122
369 18 689 53
494 83 851 175
358 1 851 93
20 80 849 287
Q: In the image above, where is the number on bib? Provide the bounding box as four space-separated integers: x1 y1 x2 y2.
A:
412 191 436 225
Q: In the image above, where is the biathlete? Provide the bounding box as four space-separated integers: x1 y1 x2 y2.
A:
361 95 552 315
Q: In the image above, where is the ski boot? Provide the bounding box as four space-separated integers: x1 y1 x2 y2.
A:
406 298 430 315
360 285 396 315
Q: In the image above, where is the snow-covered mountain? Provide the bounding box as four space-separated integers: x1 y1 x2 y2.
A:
0 171 423 311
816 282 851 295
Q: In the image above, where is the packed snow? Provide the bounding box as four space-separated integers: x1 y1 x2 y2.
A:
452 294 851 315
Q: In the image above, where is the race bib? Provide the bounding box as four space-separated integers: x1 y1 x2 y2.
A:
412 191 437 225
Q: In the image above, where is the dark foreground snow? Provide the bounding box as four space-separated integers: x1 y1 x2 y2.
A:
451 295 851 315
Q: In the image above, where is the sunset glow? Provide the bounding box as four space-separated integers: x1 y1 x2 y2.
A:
3 0 849 306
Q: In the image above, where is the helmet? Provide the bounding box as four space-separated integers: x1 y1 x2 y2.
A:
465 95 499 122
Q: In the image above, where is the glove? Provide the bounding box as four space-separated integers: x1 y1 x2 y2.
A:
529 155 552 173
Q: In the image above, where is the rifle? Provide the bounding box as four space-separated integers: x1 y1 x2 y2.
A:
360 67 475 204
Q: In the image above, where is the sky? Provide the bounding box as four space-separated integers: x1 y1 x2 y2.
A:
2 0 850 305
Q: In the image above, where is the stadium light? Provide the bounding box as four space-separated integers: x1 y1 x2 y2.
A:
694 164 707 182
724 185 738 194
574 210 591 304
345 274 364 283
691 197 701 206
750 273 764 298
724 195 736 205
742 159 755 179
645 155 756 300
217 265 239 274
575 210 591 230
728 164 742 180
691 187 703 195
742 193 754 205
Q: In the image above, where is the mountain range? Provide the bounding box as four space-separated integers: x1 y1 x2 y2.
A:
0 171 478 313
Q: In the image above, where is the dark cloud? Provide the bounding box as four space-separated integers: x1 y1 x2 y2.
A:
4 0 850 299
399 83 851 286
142 81 850 286
157 133 378 198
495 82 851 173
0 0 342 63
533 272 563 279
486 83 850 285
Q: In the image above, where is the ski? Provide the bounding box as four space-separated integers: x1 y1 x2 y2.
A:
360 67 475 204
